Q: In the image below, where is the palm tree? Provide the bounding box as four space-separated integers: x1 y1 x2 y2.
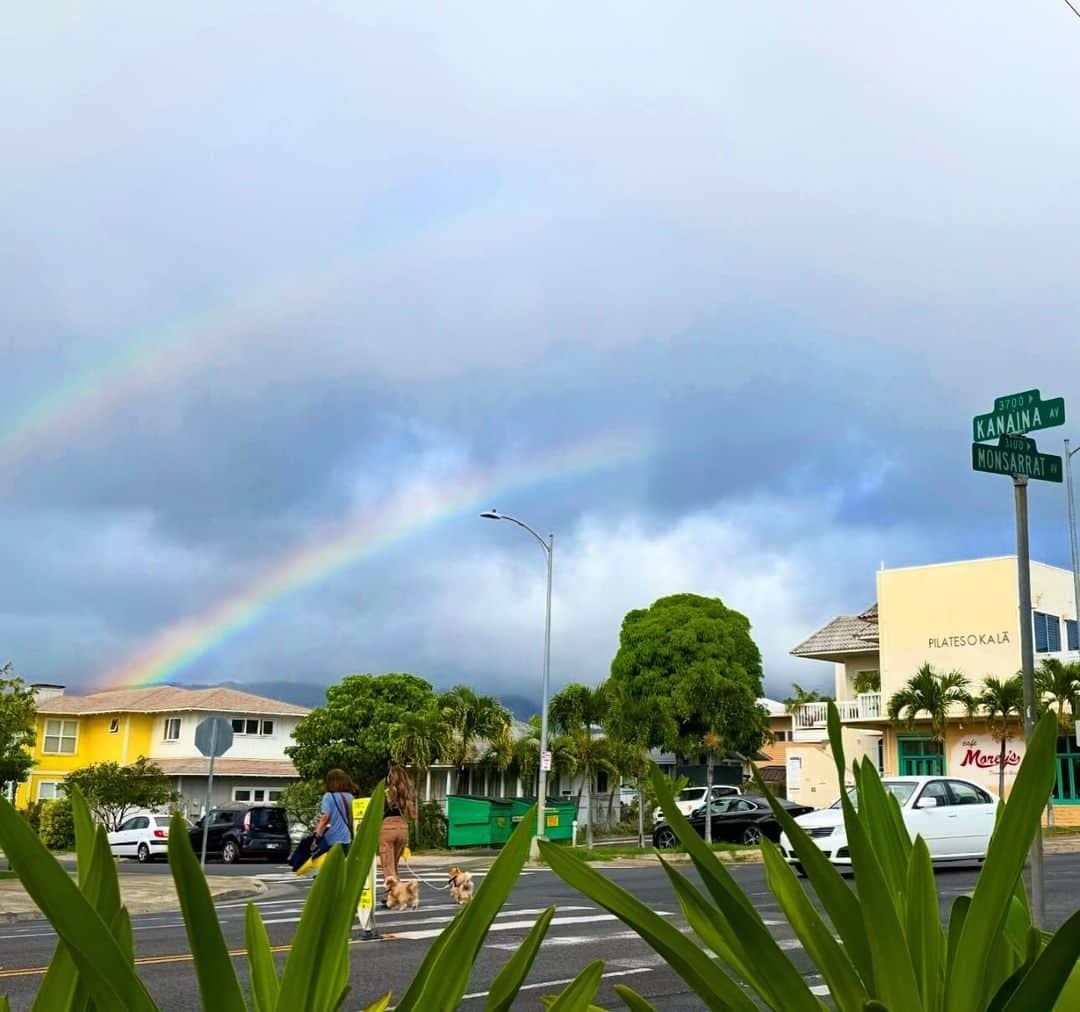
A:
887 663 973 756
1035 659 1080 731
601 681 649 846
388 708 451 835
439 686 511 794
782 683 834 714
550 682 613 849
510 715 576 796
972 675 1024 798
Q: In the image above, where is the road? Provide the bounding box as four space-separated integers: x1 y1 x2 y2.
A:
2 855 1079 1009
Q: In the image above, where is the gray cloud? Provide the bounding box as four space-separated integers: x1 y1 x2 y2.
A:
3 3 1080 700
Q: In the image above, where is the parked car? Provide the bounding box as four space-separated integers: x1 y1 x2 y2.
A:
779 775 1000 872
653 795 811 848
653 784 742 825
188 805 292 863
107 813 183 863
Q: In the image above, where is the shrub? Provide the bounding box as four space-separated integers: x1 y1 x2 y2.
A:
21 799 45 835
38 797 75 850
410 801 447 850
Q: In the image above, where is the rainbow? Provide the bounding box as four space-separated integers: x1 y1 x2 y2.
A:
96 431 652 690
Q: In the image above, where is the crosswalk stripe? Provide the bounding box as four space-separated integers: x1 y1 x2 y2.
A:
460 967 651 1002
391 913 619 941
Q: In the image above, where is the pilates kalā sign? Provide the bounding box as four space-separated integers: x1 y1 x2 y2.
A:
949 732 1025 794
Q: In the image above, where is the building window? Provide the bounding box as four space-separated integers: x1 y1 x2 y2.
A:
42 719 78 755
163 718 181 741
876 738 885 773
108 718 120 734
787 756 802 791
1034 612 1062 653
233 787 278 803
773 730 792 742
1067 619 1079 652
231 718 274 736
37 781 61 801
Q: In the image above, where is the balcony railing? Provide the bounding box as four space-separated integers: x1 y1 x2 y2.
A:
794 692 882 729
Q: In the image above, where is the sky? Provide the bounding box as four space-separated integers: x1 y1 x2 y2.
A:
4 2 1080 707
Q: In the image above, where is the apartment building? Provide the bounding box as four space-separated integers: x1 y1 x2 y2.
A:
18 685 308 819
787 557 1080 824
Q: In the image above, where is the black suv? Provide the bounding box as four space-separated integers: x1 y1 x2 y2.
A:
188 805 291 863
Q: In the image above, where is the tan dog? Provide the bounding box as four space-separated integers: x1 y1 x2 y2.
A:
385 875 420 911
448 866 474 905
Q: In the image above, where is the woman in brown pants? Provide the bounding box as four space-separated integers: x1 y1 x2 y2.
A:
379 765 416 906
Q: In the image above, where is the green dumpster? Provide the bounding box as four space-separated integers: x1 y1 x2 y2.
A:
446 796 514 847
509 797 577 841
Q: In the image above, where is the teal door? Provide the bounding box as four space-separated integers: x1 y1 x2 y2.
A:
898 737 944 776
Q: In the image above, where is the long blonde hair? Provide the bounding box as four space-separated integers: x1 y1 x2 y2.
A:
386 766 417 821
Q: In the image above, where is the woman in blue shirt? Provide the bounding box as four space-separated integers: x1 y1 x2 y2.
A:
314 768 357 854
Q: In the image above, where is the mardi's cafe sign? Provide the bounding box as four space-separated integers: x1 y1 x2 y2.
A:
948 733 1026 793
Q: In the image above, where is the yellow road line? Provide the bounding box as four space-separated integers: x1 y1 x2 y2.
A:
0 934 398 980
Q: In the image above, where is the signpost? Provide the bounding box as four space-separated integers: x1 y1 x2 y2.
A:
353 797 379 940
194 716 234 867
971 387 1066 929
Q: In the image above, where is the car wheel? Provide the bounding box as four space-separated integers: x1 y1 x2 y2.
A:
137 843 152 864
653 827 679 850
222 840 240 864
742 826 762 845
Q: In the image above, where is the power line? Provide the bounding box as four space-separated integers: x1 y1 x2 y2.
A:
1065 0 1080 21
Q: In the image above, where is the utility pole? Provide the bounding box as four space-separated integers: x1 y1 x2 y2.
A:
1014 477 1045 927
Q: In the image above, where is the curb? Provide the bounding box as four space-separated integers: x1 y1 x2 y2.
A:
0 878 267 924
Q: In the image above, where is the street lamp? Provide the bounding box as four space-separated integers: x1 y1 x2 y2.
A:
481 509 553 860
1066 440 1080 665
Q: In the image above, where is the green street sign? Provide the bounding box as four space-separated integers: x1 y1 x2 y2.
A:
971 438 1062 483
972 389 1065 442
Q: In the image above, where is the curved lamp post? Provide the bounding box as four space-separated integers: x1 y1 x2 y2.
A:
481 509 553 860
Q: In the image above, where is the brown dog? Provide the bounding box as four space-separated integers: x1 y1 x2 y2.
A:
448 866 474 905
385 875 420 911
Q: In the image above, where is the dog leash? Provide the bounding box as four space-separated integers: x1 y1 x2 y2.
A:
399 854 457 892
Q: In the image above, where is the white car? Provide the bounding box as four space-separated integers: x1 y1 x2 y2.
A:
654 784 742 825
779 775 999 871
107 813 180 863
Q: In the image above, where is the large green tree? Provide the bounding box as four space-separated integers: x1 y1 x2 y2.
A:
0 665 36 796
61 757 175 832
286 673 438 790
609 594 768 843
1035 658 1080 731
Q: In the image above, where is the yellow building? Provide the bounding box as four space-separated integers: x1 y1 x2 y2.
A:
787 557 1080 825
15 685 308 817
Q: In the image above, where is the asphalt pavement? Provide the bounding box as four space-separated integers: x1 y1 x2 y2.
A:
1 855 1079 1009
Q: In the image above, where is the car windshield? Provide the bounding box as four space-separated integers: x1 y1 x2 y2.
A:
829 782 919 809
676 788 706 802
249 808 288 831
153 816 172 828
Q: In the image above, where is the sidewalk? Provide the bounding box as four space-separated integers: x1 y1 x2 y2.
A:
0 873 266 923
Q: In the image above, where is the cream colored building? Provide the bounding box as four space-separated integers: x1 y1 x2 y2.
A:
787 557 1080 825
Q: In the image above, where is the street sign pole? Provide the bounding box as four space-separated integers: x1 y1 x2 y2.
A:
1013 476 1046 928
200 720 219 868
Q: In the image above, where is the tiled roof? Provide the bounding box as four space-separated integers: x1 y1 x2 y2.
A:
758 765 787 783
790 605 880 659
152 758 300 778
35 686 309 717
